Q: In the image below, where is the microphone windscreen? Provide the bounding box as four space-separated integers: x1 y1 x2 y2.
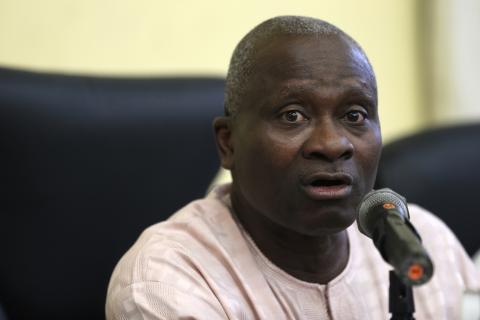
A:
357 188 408 237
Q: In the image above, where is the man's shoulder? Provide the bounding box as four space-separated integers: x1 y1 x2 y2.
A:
105 191 233 320
407 203 480 290
407 203 462 254
108 184 241 285
124 192 233 275
407 203 450 232
106 184 265 319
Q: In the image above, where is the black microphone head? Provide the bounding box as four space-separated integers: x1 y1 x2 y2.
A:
357 188 434 286
357 188 409 238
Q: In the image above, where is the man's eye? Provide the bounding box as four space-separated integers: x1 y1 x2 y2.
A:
344 110 368 124
281 110 307 123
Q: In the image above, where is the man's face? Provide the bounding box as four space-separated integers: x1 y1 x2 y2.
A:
219 34 382 236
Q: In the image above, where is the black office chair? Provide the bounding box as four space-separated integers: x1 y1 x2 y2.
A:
375 123 480 256
0 67 224 320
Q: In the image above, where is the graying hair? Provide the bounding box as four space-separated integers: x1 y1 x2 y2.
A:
224 15 373 117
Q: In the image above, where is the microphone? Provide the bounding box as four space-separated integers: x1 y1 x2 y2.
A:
357 188 434 286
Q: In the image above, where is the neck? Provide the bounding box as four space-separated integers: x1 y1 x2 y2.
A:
231 191 350 284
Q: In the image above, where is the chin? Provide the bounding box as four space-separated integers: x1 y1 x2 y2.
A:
291 207 357 236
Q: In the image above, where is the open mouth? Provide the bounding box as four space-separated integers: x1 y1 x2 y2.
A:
310 179 346 187
302 173 353 200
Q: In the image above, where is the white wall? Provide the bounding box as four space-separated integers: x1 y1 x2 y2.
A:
429 0 480 124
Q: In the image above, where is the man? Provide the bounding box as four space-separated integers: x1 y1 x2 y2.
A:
106 16 479 319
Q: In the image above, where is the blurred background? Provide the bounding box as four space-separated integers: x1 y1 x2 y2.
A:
0 0 478 141
1 0 479 319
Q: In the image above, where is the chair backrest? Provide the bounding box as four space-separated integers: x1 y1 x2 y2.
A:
0 304 7 320
375 123 480 256
0 67 224 320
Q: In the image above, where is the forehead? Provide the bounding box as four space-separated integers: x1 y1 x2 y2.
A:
245 34 376 104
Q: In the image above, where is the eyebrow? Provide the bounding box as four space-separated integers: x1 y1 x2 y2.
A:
275 80 377 102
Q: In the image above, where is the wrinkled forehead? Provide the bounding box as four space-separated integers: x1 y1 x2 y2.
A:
254 34 374 85
235 34 377 111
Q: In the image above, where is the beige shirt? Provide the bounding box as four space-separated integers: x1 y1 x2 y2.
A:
106 184 479 320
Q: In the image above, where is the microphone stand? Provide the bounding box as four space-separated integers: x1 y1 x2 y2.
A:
389 271 415 320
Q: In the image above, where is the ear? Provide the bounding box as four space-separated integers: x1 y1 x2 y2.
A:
213 116 234 170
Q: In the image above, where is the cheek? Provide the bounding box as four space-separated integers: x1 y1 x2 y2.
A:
241 126 302 171
232 127 304 205
355 136 382 186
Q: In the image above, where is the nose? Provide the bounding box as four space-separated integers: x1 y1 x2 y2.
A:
302 121 354 162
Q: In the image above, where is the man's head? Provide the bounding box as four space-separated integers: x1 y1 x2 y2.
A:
214 15 382 236
224 16 377 117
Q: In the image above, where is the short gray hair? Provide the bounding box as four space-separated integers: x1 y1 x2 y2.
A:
224 15 372 117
